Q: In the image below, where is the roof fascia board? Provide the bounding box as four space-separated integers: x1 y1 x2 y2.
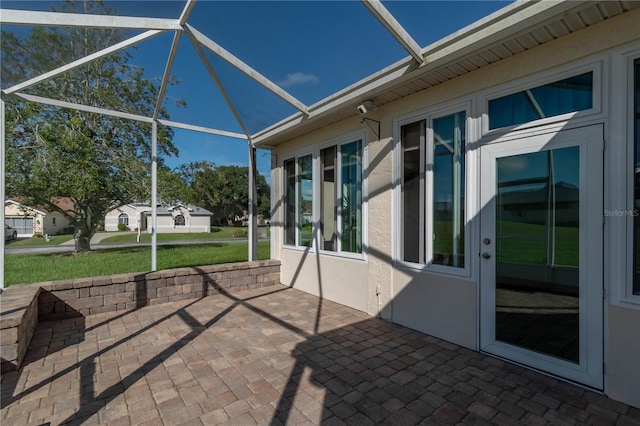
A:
252 0 591 145
361 0 424 65
253 57 418 144
422 1 588 64
0 9 181 30
3 29 164 96
184 24 310 116
4 199 48 216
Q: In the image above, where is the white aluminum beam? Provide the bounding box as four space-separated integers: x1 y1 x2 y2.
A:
156 119 247 140
248 145 258 261
0 9 181 30
8 93 248 140
185 24 309 115
178 0 197 26
154 31 182 120
0 99 5 291
361 0 424 65
9 92 154 123
186 33 254 142
4 30 164 96
151 121 158 271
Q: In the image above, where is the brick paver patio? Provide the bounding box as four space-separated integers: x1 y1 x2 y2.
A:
1 285 639 425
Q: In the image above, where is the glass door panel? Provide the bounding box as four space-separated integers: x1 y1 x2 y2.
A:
480 125 603 389
495 147 580 363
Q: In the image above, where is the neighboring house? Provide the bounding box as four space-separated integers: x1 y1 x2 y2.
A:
146 204 212 233
256 2 640 408
104 203 150 232
4 198 73 237
105 203 212 233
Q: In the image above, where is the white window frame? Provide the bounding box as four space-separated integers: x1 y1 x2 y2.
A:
280 129 368 260
624 50 640 304
316 130 367 260
281 151 314 250
393 101 472 277
118 212 129 226
480 61 603 137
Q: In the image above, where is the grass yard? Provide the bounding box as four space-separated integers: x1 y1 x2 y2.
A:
497 220 579 266
100 227 241 243
8 235 75 247
4 241 270 287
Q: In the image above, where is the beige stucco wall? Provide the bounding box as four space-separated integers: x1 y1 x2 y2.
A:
272 9 640 407
607 305 640 408
41 211 70 235
280 249 369 313
105 205 147 231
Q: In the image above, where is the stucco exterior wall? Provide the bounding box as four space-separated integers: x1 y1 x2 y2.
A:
105 205 147 231
280 249 369 313
272 10 640 408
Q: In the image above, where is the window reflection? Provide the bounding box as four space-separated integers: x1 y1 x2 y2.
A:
495 146 580 363
634 59 640 295
341 141 363 253
489 72 593 130
284 159 296 245
433 112 465 267
402 121 424 263
298 155 313 248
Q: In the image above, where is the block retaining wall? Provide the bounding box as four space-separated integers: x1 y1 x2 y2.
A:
0 260 280 373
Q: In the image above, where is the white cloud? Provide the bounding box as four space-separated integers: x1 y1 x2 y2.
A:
277 72 319 88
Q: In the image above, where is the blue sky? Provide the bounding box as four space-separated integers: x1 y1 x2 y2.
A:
2 1 512 182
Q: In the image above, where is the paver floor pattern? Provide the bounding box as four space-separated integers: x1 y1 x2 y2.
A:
1 285 639 425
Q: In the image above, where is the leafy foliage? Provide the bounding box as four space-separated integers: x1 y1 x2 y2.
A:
2 1 180 252
165 162 270 222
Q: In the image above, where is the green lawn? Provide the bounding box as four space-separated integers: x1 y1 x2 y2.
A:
497 220 579 266
8 235 74 247
99 227 241 243
4 241 270 287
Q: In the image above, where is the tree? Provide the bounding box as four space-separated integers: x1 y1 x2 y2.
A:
170 162 270 222
2 1 180 252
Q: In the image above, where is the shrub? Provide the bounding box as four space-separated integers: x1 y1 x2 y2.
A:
232 229 248 238
210 227 222 233
117 223 127 231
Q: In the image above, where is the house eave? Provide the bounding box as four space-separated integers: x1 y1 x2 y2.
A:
252 0 639 147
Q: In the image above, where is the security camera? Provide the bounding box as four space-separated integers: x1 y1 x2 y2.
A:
357 99 377 115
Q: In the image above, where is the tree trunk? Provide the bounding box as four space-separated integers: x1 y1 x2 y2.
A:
74 226 92 253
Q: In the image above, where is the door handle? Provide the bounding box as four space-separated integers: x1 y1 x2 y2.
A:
482 252 491 259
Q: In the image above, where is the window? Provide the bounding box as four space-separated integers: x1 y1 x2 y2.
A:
340 140 363 253
52 217 57 226
402 121 424 263
488 72 593 130
400 110 466 269
283 155 313 247
118 213 129 226
634 59 640 295
284 138 364 254
320 146 337 251
174 214 185 226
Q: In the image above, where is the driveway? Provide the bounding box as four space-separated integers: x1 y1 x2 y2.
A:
1 285 637 425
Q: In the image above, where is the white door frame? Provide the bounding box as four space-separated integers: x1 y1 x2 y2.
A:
479 124 604 389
